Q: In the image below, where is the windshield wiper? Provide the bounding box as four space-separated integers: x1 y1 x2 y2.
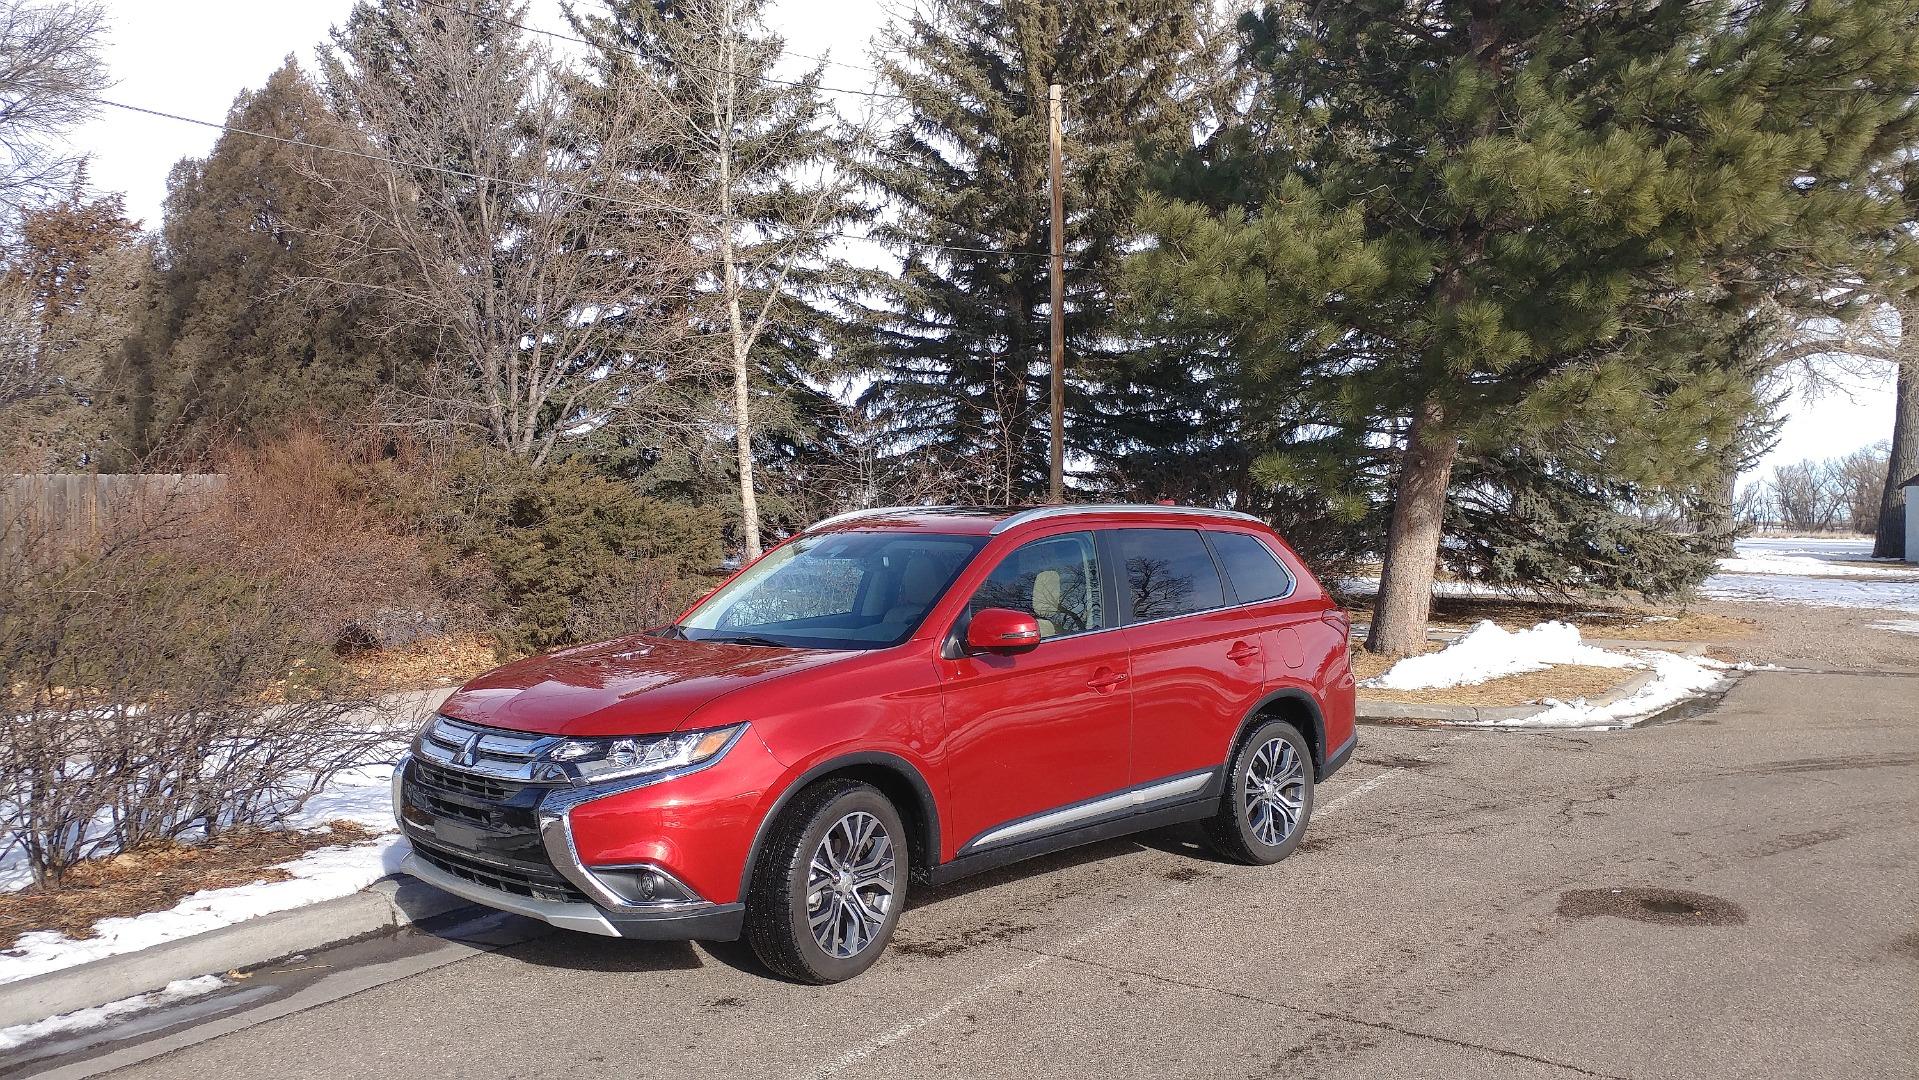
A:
703 634 792 648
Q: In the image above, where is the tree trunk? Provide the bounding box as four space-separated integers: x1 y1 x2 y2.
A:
714 6 761 561
1874 353 1918 559
1366 399 1459 656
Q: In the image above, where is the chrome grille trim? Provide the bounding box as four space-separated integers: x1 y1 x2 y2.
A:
416 714 566 782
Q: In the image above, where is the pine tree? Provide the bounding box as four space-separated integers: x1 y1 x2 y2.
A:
859 0 1221 504
114 60 419 460
1129 0 1919 653
569 0 869 555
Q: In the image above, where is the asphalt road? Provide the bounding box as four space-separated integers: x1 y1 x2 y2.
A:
19 668 1919 1080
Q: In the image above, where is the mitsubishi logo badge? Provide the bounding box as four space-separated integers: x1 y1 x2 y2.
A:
453 730 482 767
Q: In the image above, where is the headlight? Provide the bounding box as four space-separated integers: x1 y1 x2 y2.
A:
543 724 746 785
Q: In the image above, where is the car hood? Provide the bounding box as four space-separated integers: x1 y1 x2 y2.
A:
437 634 853 738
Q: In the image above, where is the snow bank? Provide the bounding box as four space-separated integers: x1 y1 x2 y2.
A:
0 975 224 1051
1363 621 1636 691
0 754 408 987
1473 651 1728 730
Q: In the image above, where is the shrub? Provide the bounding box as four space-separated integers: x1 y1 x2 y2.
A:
0 502 393 889
428 452 726 655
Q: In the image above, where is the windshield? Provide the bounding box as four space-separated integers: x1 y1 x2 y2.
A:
667 531 986 650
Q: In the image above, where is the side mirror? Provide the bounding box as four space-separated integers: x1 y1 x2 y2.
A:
964 608 1042 653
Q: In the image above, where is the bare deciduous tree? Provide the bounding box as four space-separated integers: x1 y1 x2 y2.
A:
0 0 107 209
316 1 700 466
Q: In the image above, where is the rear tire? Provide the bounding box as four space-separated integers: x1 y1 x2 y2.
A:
744 779 907 984
1204 719 1315 865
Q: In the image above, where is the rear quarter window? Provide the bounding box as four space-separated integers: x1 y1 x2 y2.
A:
1206 530 1296 603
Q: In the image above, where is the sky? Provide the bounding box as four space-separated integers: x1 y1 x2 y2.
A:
66 0 1900 482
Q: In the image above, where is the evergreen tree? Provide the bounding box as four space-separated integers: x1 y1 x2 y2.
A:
859 0 1221 504
0 183 142 467
115 60 420 459
569 0 869 555
1129 0 1919 653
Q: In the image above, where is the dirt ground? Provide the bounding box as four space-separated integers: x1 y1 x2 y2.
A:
1692 598 1919 671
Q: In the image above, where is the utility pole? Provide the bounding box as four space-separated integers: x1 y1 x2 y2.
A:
1047 82 1066 504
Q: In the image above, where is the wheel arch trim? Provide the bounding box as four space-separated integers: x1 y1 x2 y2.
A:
737 750 942 901
1237 686 1327 769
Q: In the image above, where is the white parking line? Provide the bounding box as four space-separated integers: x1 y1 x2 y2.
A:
805 768 1403 1079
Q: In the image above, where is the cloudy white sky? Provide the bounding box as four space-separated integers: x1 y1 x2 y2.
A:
67 0 1899 481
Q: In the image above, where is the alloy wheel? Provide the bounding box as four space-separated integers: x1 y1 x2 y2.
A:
1243 737 1307 847
805 810 897 959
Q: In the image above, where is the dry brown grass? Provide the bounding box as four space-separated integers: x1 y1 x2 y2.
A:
0 821 375 949
342 633 502 691
1359 662 1638 707
1350 642 1638 707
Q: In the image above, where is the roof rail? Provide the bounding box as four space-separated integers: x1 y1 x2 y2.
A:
989 504 1264 535
804 505 963 532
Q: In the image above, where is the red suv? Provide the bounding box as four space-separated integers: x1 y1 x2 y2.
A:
394 505 1356 982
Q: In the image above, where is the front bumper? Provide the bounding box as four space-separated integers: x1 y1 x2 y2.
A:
391 752 745 940
398 847 744 939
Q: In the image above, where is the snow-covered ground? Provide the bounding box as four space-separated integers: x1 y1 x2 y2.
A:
1364 621 1729 730
0 753 410 987
1704 537 1919 614
0 975 224 1052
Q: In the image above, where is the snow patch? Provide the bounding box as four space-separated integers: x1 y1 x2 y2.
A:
1715 552 1919 578
1873 620 1919 635
0 975 224 1051
1472 650 1728 730
1363 621 1637 691
0 753 409 987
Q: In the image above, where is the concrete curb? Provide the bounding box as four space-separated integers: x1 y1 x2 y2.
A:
0 874 475 1030
1358 667 1660 726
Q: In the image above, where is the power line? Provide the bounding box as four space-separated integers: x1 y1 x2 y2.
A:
90 97 1051 262
411 0 906 100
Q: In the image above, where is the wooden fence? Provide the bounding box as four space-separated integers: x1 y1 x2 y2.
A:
3 473 227 551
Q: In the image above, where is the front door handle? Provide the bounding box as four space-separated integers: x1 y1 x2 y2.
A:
1227 641 1261 663
1087 669 1129 692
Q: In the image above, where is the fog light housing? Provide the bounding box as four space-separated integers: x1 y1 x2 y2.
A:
590 865 700 906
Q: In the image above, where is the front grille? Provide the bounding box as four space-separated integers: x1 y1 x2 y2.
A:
413 839 588 905
413 759 518 802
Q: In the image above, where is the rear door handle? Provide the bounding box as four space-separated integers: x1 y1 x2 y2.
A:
1087 669 1129 692
1227 642 1261 663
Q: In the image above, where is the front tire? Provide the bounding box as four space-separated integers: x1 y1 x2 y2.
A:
1204 719 1315 865
744 780 907 983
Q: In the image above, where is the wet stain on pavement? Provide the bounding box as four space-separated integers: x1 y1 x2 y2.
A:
1358 754 1429 770
1557 887 1747 926
1163 865 1207 882
893 919 1035 958
1893 930 1919 961
706 996 746 1009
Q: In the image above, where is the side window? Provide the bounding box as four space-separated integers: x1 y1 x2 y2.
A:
1114 528 1225 621
967 532 1103 640
1207 530 1295 603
